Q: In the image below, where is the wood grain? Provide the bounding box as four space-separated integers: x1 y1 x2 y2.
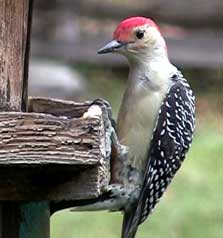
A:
0 98 111 201
0 112 103 165
0 0 30 111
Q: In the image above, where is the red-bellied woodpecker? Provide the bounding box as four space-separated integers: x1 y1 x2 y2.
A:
72 17 195 238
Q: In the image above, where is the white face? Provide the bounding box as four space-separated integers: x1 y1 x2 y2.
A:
119 25 166 61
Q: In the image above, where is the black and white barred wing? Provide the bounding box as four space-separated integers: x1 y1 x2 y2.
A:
125 78 195 237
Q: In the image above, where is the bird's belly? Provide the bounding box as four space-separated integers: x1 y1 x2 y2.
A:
124 123 153 169
117 92 164 174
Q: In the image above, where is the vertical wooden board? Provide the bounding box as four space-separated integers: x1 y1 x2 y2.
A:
0 0 30 111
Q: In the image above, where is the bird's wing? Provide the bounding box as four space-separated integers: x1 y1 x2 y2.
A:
122 75 195 238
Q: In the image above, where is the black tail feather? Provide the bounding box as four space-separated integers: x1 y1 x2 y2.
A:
122 206 138 238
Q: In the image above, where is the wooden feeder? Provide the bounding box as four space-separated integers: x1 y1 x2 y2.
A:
0 0 112 237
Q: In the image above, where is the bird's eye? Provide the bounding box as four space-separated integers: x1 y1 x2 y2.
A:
136 30 144 39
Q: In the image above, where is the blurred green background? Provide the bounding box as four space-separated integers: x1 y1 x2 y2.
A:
29 0 223 237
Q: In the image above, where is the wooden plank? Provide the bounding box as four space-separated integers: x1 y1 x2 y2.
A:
28 97 91 118
28 98 111 200
0 112 104 165
0 98 111 201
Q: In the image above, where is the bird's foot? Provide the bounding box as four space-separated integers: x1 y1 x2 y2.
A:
111 127 129 160
92 98 129 161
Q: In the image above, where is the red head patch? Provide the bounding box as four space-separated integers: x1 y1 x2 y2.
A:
113 17 159 42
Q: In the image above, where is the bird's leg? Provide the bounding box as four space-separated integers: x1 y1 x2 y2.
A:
110 126 130 184
92 97 130 184
91 99 132 194
110 127 128 159
92 98 128 158
70 125 138 212
92 98 129 183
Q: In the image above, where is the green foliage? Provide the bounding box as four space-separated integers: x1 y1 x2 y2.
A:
51 125 223 238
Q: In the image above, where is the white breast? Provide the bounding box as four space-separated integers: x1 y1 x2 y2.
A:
117 63 174 174
117 89 165 170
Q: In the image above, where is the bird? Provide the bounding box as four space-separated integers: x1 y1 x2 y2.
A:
97 16 195 238
71 16 195 238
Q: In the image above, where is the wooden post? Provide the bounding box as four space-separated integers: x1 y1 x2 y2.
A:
0 0 51 237
0 0 32 111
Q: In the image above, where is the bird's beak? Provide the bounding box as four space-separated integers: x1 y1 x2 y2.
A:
97 40 126 54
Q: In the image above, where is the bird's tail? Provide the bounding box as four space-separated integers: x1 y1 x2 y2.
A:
121 206 138 238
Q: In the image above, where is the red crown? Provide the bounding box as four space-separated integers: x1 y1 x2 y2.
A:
113 17 159 41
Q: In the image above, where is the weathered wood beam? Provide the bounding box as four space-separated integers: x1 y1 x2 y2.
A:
0 98 111 201
0 112 103 165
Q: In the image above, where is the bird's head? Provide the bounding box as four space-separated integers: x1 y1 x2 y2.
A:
98 17 167 62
